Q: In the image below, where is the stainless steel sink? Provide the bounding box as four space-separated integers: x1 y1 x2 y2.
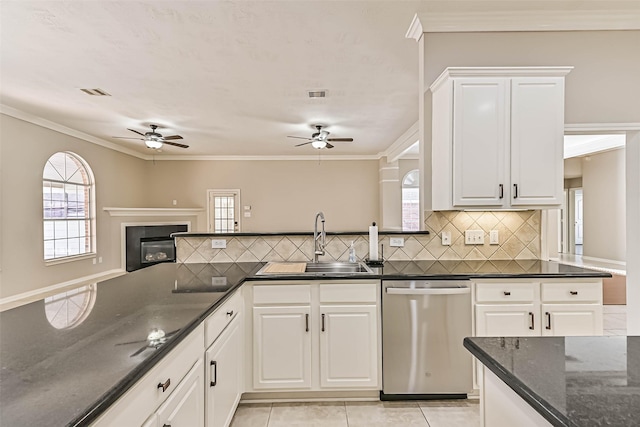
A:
304 262 373 274
255 262 374 276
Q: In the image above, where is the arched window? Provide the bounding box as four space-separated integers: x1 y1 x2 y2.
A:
43 152 95 261
402 169 420 231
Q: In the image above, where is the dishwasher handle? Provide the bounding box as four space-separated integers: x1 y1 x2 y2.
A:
385 287 470 295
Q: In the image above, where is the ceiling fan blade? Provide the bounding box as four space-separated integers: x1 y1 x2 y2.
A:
325 143 335 149
326 138 353 142
162 135 183 140
112 136 144 140
295 141 313 147
287 136 312 140
115 338 147 346
127 128 146 136
162 141 189 149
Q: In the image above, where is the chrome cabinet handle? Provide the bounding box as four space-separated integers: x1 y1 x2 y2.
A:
499 184 504 199
513 184 518 199
157 378 171 392
210 360 217 387
529 312 534 330
305 313 309 332
503 291 511 296
321 314 326 332
545 312 551 330
570 291 578 296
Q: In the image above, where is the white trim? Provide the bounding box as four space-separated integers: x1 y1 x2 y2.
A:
430 67 573 92
120 221 191 271
207 189 241 233
1 105 149 160
565 123 640 132
379 166 400 171
104 207 204 217
406 9 640 40
382 121 420 163
0 269 125 312
45 253 97 266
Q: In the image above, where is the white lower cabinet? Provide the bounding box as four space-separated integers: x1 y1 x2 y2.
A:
253 305 312 389
206 315 243 427
319 305 378 388
249 281 380 392
474 279 603 338
155 358 205 427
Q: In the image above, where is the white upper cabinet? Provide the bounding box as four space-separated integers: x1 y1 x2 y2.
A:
430 67 572 210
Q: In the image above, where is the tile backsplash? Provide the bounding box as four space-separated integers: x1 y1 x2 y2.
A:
176 210 541 263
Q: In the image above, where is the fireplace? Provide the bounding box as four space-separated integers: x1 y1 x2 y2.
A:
125 224 188 272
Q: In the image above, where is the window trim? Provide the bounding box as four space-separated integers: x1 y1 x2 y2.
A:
43 151 96 263
401 169 420 232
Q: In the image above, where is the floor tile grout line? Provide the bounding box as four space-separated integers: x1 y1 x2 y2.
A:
419 404 432 427
265 402 273 427
344 401 350 427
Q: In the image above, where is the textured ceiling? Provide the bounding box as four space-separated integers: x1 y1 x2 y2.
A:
0 1 425 157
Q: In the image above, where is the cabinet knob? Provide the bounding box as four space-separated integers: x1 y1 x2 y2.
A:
570 291 578 296
226 310 234 317
503 291 511 296
157 378 171 392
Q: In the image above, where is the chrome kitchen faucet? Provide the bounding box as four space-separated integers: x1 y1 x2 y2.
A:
313 211 326 263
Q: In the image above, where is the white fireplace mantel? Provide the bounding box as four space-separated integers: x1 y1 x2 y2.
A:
103 207 204 217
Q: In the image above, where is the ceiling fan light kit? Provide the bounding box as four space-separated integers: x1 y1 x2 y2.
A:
113 124 189 149
144 138 163 149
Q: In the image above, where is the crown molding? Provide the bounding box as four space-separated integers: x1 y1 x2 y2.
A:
383 121 420 163
565 123 640 132
153 154 381 161
430 66 574 92
0 104 150 160
406 8 640 41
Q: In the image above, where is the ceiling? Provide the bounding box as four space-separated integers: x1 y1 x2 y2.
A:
2 1 638 159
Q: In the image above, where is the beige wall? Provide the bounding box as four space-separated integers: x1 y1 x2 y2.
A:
582 148 626 261
144 159 379 233
0 114 150 298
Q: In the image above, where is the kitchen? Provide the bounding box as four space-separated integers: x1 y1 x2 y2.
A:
1 1 640 426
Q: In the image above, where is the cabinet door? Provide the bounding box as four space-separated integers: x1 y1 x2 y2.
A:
541 304 603 336
476 304 540 337
319 305 378 388
156 358 205 427
253 306 312 389
510 77 564 206
206 317 242 427
452 78 509 207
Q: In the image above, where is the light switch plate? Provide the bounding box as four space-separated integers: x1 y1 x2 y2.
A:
490 230 499 245
441 231 451 246
465 230 485 245
211 239 227 249
212 277 228 286
389 237 404 247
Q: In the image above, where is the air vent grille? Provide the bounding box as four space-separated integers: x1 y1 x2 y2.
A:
80 88 111 96
308 90 326 98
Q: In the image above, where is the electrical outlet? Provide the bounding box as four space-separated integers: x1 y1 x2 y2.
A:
490 230 499 245
172 199 177 206
244 211 251 217
465 230 485 245
212 277 228 286
441 231 451 246
211 239 227 249
389 237 404 247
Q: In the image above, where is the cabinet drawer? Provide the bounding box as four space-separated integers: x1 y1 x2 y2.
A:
253 285 311 304
541 282 602 303
319 283 378 303
205 290 243 347
91 324 204 427
476 282 536 303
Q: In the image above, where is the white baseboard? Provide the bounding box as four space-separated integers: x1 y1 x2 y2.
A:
0 269 126 312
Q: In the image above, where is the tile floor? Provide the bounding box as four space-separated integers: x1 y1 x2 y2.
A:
231 305 626 427
230 400 480 427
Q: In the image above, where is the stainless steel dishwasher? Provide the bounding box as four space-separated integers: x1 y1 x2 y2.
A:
381 279 472 399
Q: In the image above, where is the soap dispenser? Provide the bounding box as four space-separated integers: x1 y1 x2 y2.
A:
348 241 357 263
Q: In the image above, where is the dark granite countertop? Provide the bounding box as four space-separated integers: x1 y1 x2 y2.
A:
0 259 609 426
464 336 640 427
0 262 261 427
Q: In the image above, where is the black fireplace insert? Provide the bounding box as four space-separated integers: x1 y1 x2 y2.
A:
125 224 188 272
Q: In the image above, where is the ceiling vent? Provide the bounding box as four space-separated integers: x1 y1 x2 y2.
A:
308 90 326 98
80 88 111 96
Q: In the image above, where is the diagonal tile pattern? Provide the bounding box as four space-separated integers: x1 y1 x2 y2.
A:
177 211 542 263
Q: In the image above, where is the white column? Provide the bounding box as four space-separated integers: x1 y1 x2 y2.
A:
379 158 401 230
627 131 640 334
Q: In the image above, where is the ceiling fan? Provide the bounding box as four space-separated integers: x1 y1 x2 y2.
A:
288 125 353 149
113 124 189 149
